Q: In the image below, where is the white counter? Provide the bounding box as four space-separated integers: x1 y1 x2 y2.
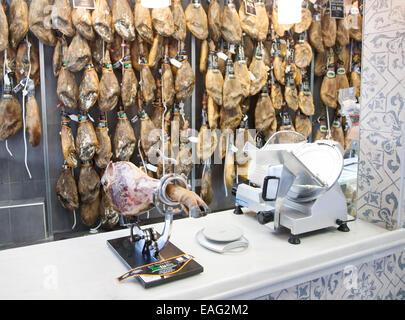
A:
0 209 404 300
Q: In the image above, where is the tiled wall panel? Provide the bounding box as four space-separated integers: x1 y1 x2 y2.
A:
357 0 405 230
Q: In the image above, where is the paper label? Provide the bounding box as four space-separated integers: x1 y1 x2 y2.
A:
229 44 236 54
72 0 95 9
249 71 256 81
188 136 199 144
69 114 79 123
231 144 238 153
244 0 257 16
330 0 345 19
217 52 228 61
146 163 158 172
169 58 182 68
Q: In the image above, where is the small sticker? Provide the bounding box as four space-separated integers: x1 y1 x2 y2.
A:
69 114 79 123
72 0 95 9
188 136 199 144
146 163 158 172
170 58 182 68
217 52 228 61
249 71 256 81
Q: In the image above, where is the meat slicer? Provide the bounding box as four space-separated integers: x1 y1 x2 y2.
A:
233 131 350 244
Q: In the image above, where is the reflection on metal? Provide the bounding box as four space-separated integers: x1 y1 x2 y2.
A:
39 42 53 240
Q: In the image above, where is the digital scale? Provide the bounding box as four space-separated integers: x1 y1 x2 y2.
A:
107 174 205 288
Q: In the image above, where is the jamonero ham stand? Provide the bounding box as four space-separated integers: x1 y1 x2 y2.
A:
107 174 205 288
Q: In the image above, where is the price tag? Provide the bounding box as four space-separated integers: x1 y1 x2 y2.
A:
330 0 345 19
188 136 199 144
217 52 228 61
68 114 79 123
249 71 256 81
230 144 238 153
146 163 158 172
244 0 256 16
229 44 236 54
169 58 182 68
72 0 95 9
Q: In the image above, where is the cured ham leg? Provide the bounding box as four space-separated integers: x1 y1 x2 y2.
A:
94 113 111 169
56 163 79 211
102 161 209 217
60 109 78 168
185 0 208 40
9 0 29 49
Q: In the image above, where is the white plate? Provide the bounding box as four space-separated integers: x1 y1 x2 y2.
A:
202 225 243 243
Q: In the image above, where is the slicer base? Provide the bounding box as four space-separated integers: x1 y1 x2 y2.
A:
288 235 301 245
337 223 350 232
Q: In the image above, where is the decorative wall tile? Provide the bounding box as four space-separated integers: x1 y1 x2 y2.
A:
357 0 405 230
255 249 405 300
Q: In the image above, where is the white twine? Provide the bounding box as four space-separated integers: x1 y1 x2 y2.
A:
21 36 33 179
90 220 102 234
72 209 77 230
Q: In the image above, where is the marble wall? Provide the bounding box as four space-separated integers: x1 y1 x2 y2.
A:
357 0 405 230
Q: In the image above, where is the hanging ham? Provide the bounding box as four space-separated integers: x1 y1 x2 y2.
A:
0 2 8 52
200 163 214 206
152 5 175 38
25 81 41 147
309 12 324 53
185 0 208 40
78 161 101 204
321 8 336 48
208 0 221 42
223 57 243 110
249 42 268 95
295 112 312 139
162 45 175 106
52 0 75 38
65 33 91 73
0 78 22 141
171 0 187 42
221 0 242 44
75 112 99 162
72 8 94 41
57 56 79 110
28 0 57 46
80 194 100 227
234 44 250 98
56 163 79 211
92 0 114 43
113 109 136 162
284 72 299 111
207 95 219 130
94 113 111 169
121 54 138 110
205 49 223 106
112 0 135 41
15 40 40 87
98 50 120 112
60 110 78 168
269 68 283 110
53 37 66 77
134 0 153 44
9 0 29 49
320 55 338 108
79 60 99 112
175 45 195 102
294 8 312 34
255 86 276 139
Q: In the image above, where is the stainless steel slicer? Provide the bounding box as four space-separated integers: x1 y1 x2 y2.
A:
233 131 349 244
